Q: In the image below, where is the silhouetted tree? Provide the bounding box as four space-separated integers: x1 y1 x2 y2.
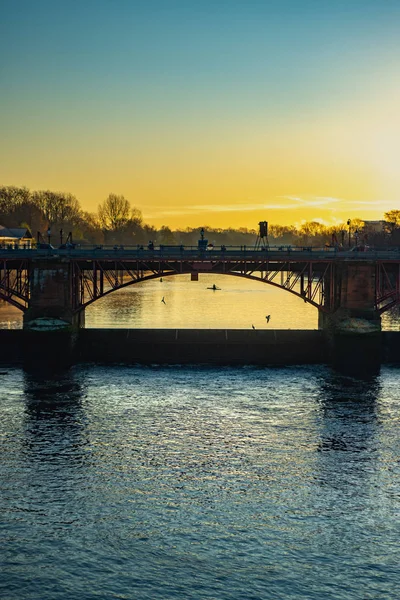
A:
297 221 328 246
98 194 131 229
384 210 400 228
0 186 31 213
157 226 175 245
97 194 143 244
31 190 81 227
1 183 399 249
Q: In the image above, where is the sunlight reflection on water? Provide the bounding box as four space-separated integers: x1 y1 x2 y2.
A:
1 273 399 330
1 364 400 599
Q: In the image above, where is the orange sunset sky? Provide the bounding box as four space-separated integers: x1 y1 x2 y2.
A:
2 1 400 229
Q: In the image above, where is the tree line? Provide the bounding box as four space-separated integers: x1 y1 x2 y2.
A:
1 185 400 247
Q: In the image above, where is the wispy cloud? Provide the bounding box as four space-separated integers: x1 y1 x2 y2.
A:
144 195 344 219
145 202 280 219
347 200 391 207
281 196 342 207
144 195 392 221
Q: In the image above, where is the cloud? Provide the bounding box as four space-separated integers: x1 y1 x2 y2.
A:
347 200 391 207
145 202 284 219
144 196 344 219
143 195 393 221
280 196 342 207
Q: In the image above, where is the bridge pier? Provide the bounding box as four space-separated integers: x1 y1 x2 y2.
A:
22 260 84 369
319 262 382 376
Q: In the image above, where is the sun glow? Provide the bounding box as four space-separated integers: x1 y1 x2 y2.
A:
1 2 400 230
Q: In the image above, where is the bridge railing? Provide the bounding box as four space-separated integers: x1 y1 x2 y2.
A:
0 244 400 260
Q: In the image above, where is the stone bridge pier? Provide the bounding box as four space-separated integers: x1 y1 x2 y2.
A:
22 261 83 368
23 260 84 331
319 262 382 375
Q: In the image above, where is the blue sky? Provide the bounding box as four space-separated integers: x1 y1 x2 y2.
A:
2 0 400 227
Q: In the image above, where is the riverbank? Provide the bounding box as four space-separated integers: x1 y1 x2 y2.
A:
1 328 400 367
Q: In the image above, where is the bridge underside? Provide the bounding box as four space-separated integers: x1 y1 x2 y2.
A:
0 258 399 325
71 258 335 313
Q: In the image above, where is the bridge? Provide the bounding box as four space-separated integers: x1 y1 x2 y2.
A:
1 245 399 335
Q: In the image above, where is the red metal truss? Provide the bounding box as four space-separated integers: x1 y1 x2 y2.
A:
70 260 180 310
0 256 398 317
69 258 336 312
0 260 29 310
223 259 335 310
375 262 400 313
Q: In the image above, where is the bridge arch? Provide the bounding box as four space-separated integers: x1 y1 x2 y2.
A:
78 269 324 313
0 254 399 321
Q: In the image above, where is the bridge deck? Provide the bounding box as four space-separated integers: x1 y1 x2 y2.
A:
0 246 400 262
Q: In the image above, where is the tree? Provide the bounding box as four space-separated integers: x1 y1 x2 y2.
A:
157 226 175 245
0 186 31 214
297 222 328 246
384 210 400 228
31 190 81 227
74 212 104 245
269 225 297 244
0 186 47 233
98 194 142 231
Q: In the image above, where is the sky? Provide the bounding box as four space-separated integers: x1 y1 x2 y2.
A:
1 0 400 229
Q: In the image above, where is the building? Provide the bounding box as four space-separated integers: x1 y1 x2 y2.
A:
362 220 387 233
0 226 34 248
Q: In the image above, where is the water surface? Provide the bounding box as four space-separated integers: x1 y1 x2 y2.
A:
1 365 400 599
1 274 399 330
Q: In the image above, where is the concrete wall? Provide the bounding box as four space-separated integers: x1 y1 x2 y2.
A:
1 329 399 367
78 329 327 365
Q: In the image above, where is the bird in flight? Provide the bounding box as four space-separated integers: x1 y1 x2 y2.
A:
265 315 271 323
161 297 166 304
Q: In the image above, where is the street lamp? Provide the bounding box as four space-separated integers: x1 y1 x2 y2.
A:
60 229 63 245
347 219 351 248
354 228 359 248
47 228 51 245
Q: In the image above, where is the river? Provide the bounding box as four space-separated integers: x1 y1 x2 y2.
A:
1 364 400 599
0 273 399 329
1 276 400 599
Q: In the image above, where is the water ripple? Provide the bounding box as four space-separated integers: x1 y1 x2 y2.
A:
1 365 400 599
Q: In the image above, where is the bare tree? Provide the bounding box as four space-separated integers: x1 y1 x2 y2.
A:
98 194 130 230
31 190 81 226
98 194 142 231
0 186 31 214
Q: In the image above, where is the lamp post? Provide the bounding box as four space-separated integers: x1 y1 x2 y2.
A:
355 228 359 248
60 229 63 245
347 219 351 248
47 228 51 245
